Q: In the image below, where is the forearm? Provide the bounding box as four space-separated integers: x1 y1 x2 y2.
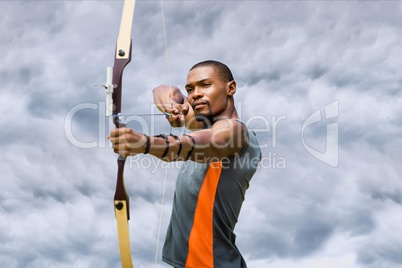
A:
109 127 193 160
148 127 245 163
110 120 246 162
146 134 195 162
146 133 222 163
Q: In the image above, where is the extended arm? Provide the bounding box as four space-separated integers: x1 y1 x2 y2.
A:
108 119 248 163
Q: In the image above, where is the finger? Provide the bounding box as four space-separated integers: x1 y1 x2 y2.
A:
179 103 190 115
115 146 139 158
109 127 127 138
114 149 129 158
167 113 178 124
109 134 129 146
168 114 184 128
179 114 186 126
165 106 179 116
113 142 132 157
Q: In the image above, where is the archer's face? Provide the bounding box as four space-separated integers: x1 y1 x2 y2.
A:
185 66 229 122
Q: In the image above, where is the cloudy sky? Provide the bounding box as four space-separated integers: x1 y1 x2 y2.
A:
1 0 401 267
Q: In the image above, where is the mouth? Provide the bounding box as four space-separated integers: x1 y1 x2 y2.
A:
192 101 208 110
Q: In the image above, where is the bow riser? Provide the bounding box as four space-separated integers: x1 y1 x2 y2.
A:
112 41 132 128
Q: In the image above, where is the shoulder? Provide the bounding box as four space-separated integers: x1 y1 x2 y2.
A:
211 118 247 135
211 119 248 153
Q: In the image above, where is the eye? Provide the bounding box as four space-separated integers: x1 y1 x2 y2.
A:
202 83 210 87
186 87 193 93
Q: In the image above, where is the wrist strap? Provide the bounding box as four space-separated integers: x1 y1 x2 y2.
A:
143 134 150 154
155 134 170 159
169 134 182 161
183 134 195 161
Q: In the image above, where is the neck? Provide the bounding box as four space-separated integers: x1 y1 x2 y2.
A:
212 110 238 123
216 97 238 120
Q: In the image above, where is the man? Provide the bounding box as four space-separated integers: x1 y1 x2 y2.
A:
109 60 261 267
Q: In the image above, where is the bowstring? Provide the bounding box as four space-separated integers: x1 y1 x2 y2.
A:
160 0 173 100
155 0 173 264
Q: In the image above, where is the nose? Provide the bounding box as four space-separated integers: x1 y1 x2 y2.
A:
191 86 203 100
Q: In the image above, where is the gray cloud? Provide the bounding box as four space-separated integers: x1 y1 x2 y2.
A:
1 1 402 267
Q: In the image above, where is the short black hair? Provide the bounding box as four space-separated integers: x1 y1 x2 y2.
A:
190 60 234 83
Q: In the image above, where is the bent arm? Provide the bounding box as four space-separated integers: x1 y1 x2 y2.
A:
186 119 248 162
153 84 203 130
153 85 184 111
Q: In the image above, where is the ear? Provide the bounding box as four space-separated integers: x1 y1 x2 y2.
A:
226 80 236 96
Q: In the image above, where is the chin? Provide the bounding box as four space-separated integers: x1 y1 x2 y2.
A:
195 113 213 124
195 115 207 122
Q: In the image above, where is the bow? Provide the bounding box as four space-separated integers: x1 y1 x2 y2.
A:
104 0 136 267
101 1 172 266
